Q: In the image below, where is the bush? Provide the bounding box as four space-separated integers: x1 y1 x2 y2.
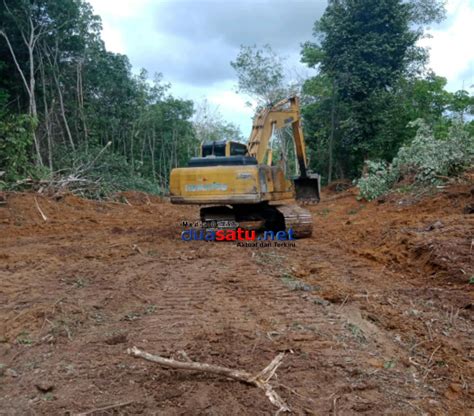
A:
395 120 474 182
356 161 398 200
357 120 474 200
0 115 34 182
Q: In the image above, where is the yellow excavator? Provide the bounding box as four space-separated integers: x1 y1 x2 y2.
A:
169 96 320 237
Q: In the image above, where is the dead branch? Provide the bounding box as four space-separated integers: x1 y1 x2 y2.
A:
34 197 48 221
127 346 290 414
11 174 101 198
78 141 112 174
423 344 441 381
132 244 145 255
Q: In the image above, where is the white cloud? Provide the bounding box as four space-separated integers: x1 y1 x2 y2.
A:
88 0 152 54
207 86 256 136
89 0 474 136
419 0 474 91
99 21 125 54
86 0 258 137
88 0 151 19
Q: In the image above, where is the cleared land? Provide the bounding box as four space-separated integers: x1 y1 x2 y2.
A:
0 182 472 415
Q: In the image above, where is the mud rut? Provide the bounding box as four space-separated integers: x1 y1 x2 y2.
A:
0 191 472 415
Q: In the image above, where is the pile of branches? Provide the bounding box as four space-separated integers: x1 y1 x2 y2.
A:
6 142 111 199
9 173 102 198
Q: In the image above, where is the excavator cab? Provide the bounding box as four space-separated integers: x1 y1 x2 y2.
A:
200 140 247 157
187 140 258 168
194 139 320 203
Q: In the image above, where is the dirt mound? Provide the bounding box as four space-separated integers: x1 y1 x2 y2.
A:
325 179 353 193
314 183 473 284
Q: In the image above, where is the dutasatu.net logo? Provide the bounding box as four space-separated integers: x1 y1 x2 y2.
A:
180 221 296 246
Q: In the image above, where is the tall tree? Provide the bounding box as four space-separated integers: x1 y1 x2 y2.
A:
231 44 289 107
0 0 49 164
301 0 446 180
230 44 304 174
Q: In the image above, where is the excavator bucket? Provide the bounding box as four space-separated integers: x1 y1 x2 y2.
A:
294 174 321 203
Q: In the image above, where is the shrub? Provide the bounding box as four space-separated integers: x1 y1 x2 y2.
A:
357 119 474 200
356 161 397 201
395 119 474 183
0 115 34 182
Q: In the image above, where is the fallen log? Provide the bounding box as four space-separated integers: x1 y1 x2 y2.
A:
127 346 290 414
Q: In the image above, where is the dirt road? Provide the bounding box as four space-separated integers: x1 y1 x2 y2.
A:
0 184 472 415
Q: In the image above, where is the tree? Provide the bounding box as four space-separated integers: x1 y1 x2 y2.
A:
231 44 289 107
231 45 304 175
301 0 446 180
193 99 244 144
0 0 50 165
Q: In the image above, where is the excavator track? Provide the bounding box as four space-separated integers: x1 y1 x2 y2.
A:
275 204 313 238
200 203 313 238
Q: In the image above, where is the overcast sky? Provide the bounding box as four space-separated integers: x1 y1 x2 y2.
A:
88 0 474 137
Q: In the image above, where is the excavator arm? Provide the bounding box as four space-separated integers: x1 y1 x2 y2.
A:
247 96 310 178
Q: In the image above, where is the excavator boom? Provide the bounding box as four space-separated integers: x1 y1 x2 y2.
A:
247 96 320 202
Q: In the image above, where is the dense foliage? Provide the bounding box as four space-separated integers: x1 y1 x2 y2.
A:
357 120 474 200
300 0 473 183
0 0 197 194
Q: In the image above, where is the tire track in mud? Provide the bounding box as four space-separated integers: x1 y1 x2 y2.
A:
124 242 426 414
137 247 348 347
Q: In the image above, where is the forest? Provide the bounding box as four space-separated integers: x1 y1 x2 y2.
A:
1 0 473 198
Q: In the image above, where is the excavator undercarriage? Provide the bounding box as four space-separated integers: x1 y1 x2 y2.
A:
199 202 313 238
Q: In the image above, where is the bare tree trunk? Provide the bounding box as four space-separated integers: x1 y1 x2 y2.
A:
51 61 75 151
39 55 53 171
130 122 137 171
159 141 165 190
57 80 74 150
328 79 337 184
41 39 75 152
76 60 88 147
25 13 43 165
148 132 156 179
54 111 67 147
0 24 43 165
140 134 146 165
172 126 178 168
